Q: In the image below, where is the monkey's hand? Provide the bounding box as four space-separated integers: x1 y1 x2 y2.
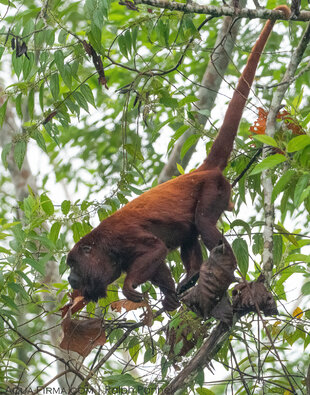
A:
162 292 180 311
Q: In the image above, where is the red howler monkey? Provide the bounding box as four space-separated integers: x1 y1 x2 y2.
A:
67 6 290 311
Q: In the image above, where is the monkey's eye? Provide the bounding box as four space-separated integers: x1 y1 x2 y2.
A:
81 245 92 254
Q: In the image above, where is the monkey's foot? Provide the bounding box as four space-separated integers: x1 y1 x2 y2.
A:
177 271 200 295
122 286 144 303
162 293 180 311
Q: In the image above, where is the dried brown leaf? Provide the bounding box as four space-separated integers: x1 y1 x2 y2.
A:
61 290 87 317
111 299 153 326
60 316 106 357
232 275 278 317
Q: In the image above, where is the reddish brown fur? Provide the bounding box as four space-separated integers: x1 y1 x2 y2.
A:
67 6 290 310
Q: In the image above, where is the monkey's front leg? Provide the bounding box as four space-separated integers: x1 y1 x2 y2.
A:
177 238 202 294
123 262 179 310
122 238 175 308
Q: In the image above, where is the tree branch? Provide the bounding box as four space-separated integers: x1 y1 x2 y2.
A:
160 321 230 394
134 1 309 21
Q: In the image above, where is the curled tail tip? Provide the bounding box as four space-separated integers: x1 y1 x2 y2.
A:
274 5 291 19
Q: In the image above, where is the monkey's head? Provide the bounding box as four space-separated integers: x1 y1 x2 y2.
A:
67 230 122 302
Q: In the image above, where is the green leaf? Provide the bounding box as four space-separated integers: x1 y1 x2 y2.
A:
252 134 278 148
131 26 138 52
124 30 132 55
173 340 183 355
14 140 27 170
167 124 188 153
54 50 72 88
72 222 84 242
28 88 34 119
49 222 61 244
271 170 295 203
80 84 96 107
250 154 287 175
23 52 33 80
143 347 154 363
129 342 140 364
105 373 141 389
124 144 144 161
40 193 54 215
178 95 198 107
285 254 310 263
62 64 72 88
73 91 89 113
184 14 197 34
232 238 249 277
292 89 303 109
71 59 79 79
274 223 299 247
252 233 263 255
1 295 18 311
197 388 215 395
161 356 168 379
50 73 59 100
58 29 68 44
59 255 67 275
24 257 45 276
23 194 36 219
127 184 144 195
0 246 11 253
156 20 169 47
176 163 184 175
93 9 104 30
293 174 309 207
180 134 200 160
230 219 252 241
61 200 71 215
45 29 55 45
301 282 310 295
8 282 29 300
273 234 283 267
89 20 102 48
196 368 204 387
16 270 32 287
0 98 8 127
16 93 22 118
118 35 128 59
287 135 310 153
84 0 97 18
160 96 178 108
54 50 65 73
1 142 11 168
12 51 23 77
299 186 310 205
32 130 47 152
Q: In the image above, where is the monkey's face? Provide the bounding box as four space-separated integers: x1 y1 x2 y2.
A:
67 232 121 302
